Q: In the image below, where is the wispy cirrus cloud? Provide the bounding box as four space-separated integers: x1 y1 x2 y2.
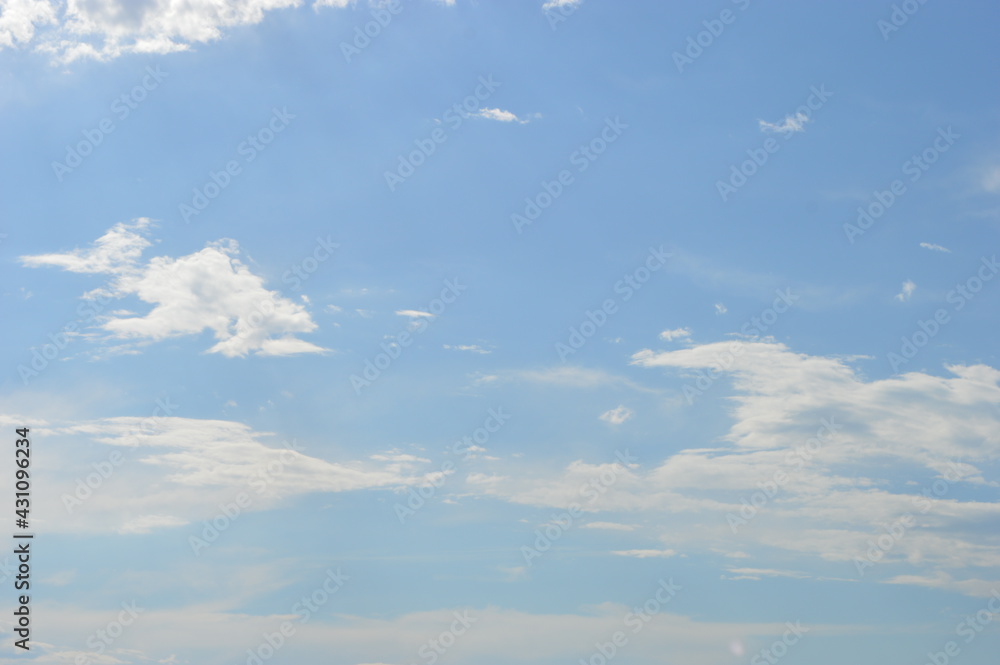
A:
31 413 440 534
463 342 1000 596
920 242 951 253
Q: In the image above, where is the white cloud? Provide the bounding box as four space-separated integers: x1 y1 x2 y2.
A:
395 309 434 318
13 0 309 63
1 0 437 63
25 602 866 665
542 0 582 9
884 571 1000 597
23 414 439 533
981 166 1000 193
508 366 656 393
724 568 810 581
582 521 635 531
20 217 153 274
370 452 430 464
118 514 188 534
659 327 691 341
42 569 76 586
473 108 537 124
464 342 1000 595
895 279 916 302
612 549 676 558
443 344 491 354
20 219 326 357
0 0 462 64
920 242 951 253
599 405 634 425
759 112 809 135
714 303 727 315
0 0 57 49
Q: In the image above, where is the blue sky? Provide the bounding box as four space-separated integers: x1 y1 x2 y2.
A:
2 0 1000 663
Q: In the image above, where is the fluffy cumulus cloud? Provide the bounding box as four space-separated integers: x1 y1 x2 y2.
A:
466 342 1000 596
0 0 446 63
20 218 326 357
0 0 57 49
